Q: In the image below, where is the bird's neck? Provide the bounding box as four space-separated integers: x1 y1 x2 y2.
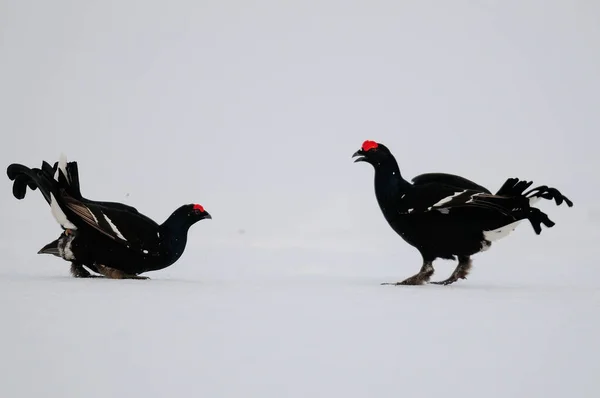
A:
372 157 411 211
155 210 193 268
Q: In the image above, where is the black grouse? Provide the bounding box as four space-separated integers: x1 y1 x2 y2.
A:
8 157 163 277
8 157 165 278
352 140 573 286
7 156 212 279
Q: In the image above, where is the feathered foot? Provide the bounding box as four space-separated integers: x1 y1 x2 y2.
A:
382 261 434 286
70 262 103 278
95 264 150 280
431 256 472 286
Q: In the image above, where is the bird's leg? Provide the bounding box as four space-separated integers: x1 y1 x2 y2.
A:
431 256 472 286
382 260 434 286
70 262 103 278
94 264 150 280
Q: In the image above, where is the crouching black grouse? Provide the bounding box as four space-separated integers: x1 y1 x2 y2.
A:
6 156 212 279
352 140 573 286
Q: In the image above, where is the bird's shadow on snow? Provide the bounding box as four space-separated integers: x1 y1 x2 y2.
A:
0 272 596 295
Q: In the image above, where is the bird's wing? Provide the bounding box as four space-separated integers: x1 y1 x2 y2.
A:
60 192 161 251
411 173 491 194
401 185 518 219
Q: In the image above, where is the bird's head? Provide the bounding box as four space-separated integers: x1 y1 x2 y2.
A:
188 204 212 222
163 203 212 231
352 140 392 166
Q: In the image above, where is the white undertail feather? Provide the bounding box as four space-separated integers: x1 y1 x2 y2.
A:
50 193 77 230
58 234 76 261
54 153 71 184
529 196 541 205
102 212 127 241
483 220 523 242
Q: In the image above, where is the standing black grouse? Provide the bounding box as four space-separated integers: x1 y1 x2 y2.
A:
352 140 573 286
7 156 212 279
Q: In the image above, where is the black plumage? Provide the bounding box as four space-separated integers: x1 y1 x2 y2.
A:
352 140 573 286
7 156 212 279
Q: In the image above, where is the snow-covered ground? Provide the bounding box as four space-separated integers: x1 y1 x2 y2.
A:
1 206 599 398
2 1 599 397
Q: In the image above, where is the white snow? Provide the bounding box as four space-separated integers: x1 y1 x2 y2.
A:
1 218 599 398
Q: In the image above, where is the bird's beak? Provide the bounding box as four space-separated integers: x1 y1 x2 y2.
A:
38 239 60 256
352 149 366 163
203 212 212 220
